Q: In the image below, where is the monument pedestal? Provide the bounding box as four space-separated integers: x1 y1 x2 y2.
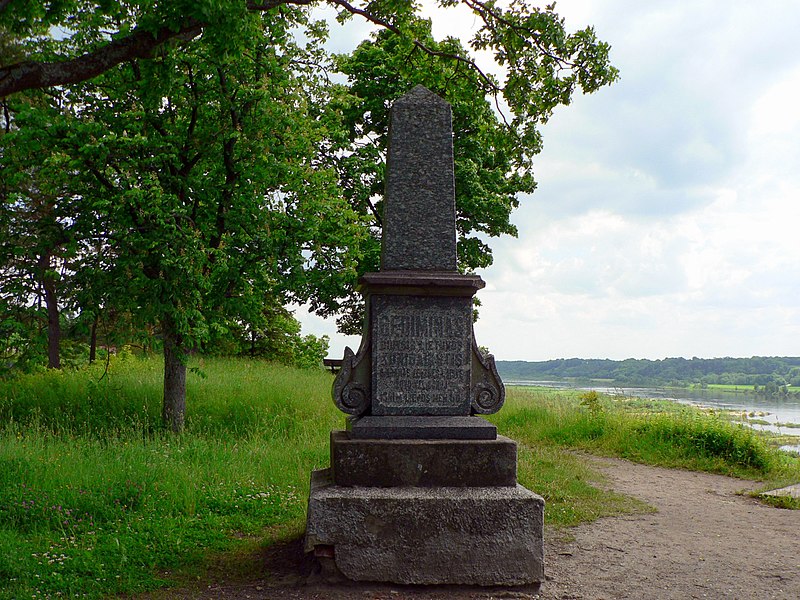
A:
305 467 544 586
306 429 545 586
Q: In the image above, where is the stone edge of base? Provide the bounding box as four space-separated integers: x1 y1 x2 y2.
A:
305 469 545 586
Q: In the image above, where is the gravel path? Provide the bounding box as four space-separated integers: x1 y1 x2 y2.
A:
138 456 800 600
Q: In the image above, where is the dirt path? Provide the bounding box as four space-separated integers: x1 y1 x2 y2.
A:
537 457 800 600
143 457 800 600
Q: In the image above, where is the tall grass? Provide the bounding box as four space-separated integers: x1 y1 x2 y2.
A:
0 354 344 599
496 387 798 479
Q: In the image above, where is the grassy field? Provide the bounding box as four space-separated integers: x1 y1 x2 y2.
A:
701 383 758 392
1 355 798 599
0 354 339 599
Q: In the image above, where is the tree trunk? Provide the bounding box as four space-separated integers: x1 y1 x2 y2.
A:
89 314 98 364
162 320 187 433
39 253 61 369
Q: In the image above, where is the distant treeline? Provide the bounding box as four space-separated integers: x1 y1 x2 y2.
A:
496 356 800 387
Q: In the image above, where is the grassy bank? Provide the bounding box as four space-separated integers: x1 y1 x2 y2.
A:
1 357 798 599
497 387 800 482
698 383 800 395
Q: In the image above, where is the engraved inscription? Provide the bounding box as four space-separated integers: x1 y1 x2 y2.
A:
372 296 471 415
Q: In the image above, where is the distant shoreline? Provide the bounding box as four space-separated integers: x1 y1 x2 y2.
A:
497 356 800 391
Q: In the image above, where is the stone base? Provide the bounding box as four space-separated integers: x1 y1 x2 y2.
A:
305 469 545 586
331 430 517 487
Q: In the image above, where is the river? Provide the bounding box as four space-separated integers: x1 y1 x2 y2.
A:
507 380 800 454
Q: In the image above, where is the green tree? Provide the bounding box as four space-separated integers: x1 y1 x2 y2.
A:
0 1 617 109
2 9 364 429
222 301 330 368
0 98 90 370
324 19 546 331
1 1 618 429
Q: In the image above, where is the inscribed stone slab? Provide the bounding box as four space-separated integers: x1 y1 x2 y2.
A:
370 294 472 415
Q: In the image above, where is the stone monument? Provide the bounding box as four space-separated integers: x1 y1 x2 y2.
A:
304 85 544 587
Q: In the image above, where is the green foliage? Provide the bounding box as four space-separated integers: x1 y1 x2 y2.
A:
495 387 793 479
2 7 367 381
579 389 603 418
630 414 773 471
498 356 800 387
759 494 800 510
210 304 330 369
68 15 362 348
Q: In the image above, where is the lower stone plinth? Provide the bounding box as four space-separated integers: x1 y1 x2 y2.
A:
304 469 544 586
331 430 517 487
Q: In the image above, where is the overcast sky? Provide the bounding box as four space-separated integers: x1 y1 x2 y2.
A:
297 0 800 362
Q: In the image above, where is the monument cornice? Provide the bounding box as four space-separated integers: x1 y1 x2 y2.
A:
358 270 485 297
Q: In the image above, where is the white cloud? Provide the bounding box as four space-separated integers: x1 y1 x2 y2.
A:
300 1 800 361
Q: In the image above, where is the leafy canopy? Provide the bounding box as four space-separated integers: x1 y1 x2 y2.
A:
1 0 618 355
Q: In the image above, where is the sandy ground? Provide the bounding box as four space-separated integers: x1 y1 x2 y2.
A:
139 456 800 600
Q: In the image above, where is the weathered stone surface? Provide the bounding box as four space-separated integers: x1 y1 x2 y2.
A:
348 415 496 440
761 483 800 499
330 86 506 421
331 430 516 487
382 85 457 272
305 469 545 586
371 294 472 416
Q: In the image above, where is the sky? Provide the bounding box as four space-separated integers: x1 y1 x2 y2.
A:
296 0 800 362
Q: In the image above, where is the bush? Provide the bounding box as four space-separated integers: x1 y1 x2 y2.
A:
632 415 773 471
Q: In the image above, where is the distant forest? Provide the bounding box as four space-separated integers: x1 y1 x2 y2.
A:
496 357 800 388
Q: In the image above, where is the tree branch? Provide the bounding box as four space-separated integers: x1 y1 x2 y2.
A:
87 166 117 192
0 0 512 99
0 19 204 98
329 0 499 93
0 1 325 98
462 0 577 69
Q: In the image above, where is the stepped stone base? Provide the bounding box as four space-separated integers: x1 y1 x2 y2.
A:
305 469 545 586
331 430 517 487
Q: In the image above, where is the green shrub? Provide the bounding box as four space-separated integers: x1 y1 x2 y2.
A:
631 414 773 471
579 389 603 418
